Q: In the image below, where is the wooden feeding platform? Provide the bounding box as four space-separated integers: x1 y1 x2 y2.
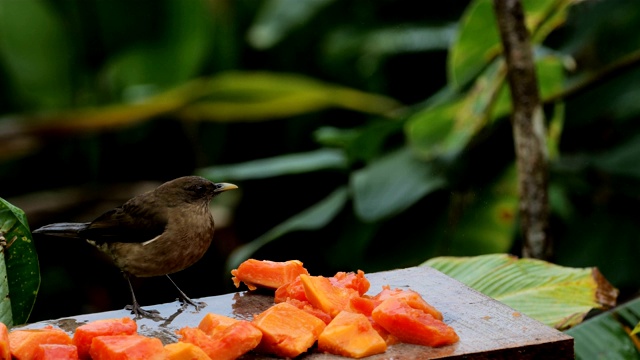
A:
21 266 574 359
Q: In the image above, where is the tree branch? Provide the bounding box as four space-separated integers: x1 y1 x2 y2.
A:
493 0 551 259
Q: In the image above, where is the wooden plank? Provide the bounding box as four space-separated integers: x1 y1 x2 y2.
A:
19 266 574 359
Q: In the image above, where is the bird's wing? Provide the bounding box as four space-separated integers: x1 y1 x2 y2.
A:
78 202 168 244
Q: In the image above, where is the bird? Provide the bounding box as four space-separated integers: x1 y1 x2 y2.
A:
32 176 238 319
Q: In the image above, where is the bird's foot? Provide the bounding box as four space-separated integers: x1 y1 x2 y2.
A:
177 294 207 311
125 302 162 320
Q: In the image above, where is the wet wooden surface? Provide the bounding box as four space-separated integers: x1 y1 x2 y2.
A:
22 266 574 359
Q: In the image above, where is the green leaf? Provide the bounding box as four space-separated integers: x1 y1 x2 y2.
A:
9 72 400 139
247 0 335 49
492 55 566 121
179 71 402 122
424 254 618 329
323 24 457 73
350 148 446 222
566 297 640 359
448 0 501 89
226 187 348 271
0 198 40 326
197 148 348 182
406 58 505 160
314 120 404 163
448 0 573 89
446 165 519 255
0 0 73 108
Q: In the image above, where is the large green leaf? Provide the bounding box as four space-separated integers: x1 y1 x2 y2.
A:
0 0 73 109
0 198 40 326
424 254 618 329
179 71 402 122
350 147 446 223
566 297 640 359
447 0 501 89
7 72 400 142
448 0 574 89
198 148 348 182
226 187 348 271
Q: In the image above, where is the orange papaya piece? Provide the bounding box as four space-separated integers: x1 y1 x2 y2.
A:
197 313 238 336
231 259 309 290
318 311 387 359
373 286 443 320
299 274 359 318
371 298 459 347
164 342 211 360
72 317 137 360
284 298 333 325
330 270 370 296
178 320 262 360
34 344 78 360
89 335 165 360
0 322 10 360
252 302 326 358
349 296 377 317
9 327 72 360
274 276 307 303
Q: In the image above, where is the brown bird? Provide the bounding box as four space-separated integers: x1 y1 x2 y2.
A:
32 176 238 319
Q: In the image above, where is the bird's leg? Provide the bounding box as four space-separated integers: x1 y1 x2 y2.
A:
123 274 161 320
166 275 207 311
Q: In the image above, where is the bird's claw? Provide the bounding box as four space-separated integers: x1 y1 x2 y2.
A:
125 303 162 320
176 295 207 311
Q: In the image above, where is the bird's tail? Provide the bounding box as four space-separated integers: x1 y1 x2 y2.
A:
32 223 90 239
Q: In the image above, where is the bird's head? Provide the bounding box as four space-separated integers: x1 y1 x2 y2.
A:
156 176 238 205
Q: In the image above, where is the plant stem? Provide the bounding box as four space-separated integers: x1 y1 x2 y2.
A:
493 0 551 259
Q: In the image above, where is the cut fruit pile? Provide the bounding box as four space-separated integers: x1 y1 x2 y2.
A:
0 259 459 359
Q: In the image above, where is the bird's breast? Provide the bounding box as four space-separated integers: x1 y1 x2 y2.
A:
103 210 215 278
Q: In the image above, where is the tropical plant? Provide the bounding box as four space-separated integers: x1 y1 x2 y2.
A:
0 2 640 356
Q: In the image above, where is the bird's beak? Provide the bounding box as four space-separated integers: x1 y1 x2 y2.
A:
214 183 238 193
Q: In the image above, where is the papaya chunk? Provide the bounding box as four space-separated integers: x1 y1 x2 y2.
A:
34 344 79 360
89 335 165 360
164 342 211 360
72 317 137 360
372 298 459 347
330 270 370 296
318 311 387 359
197 313 238 336
274 276 307 303
231 259 309 290
0 322 10 360
373 286 443 320
349 296 377 317
299 274 359 318
9 327 73 360
252 302 326 358
178 320 262 360
284 298 333 325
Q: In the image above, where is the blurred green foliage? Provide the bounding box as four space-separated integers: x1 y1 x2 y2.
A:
1 0 640 336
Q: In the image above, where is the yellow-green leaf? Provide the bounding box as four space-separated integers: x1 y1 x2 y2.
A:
423 254 618 329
